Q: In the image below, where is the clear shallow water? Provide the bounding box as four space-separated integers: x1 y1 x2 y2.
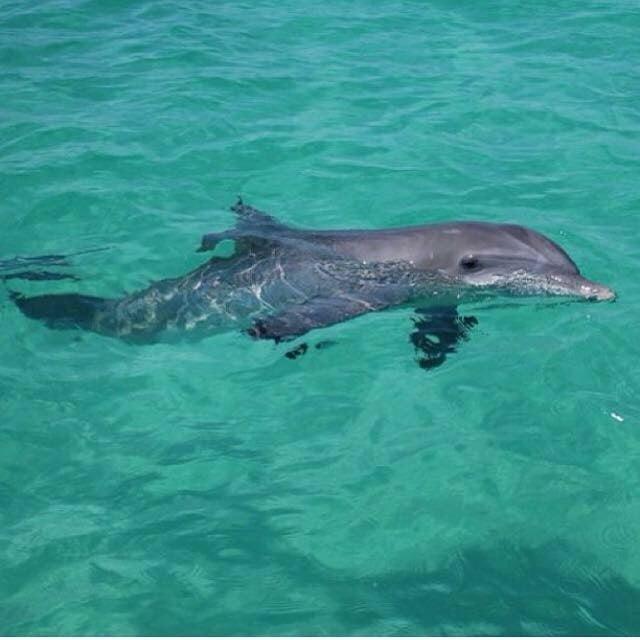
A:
1 0 639 634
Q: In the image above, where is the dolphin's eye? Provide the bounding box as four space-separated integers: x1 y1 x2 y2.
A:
460 255 479 270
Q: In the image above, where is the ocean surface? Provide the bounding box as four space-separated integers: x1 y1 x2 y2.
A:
1 0 639 635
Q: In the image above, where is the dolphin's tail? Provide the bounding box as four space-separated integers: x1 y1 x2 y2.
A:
10 291 108 330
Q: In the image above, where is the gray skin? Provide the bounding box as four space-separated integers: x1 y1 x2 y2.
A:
12 200 614 347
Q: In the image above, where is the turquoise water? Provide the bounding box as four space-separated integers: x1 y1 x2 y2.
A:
1 0 640 634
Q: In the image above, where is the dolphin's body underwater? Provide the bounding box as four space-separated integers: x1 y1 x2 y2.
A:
9 200 614 368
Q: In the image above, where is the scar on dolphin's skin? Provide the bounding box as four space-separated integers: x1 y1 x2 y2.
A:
6 199 614 370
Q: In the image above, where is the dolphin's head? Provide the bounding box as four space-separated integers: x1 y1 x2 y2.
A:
424 222 615 302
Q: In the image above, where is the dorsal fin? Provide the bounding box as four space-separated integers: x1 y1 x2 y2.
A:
197 199 290 253
230 197 283 229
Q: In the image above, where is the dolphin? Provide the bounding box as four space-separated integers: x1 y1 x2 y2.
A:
8 199 614 368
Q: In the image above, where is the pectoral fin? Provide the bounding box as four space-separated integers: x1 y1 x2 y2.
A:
410 305 478 369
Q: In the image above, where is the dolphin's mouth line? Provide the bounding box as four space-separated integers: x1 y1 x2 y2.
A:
457 269 615 302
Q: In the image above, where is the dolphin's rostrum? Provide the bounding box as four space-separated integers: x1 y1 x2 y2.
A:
9 199 614 368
